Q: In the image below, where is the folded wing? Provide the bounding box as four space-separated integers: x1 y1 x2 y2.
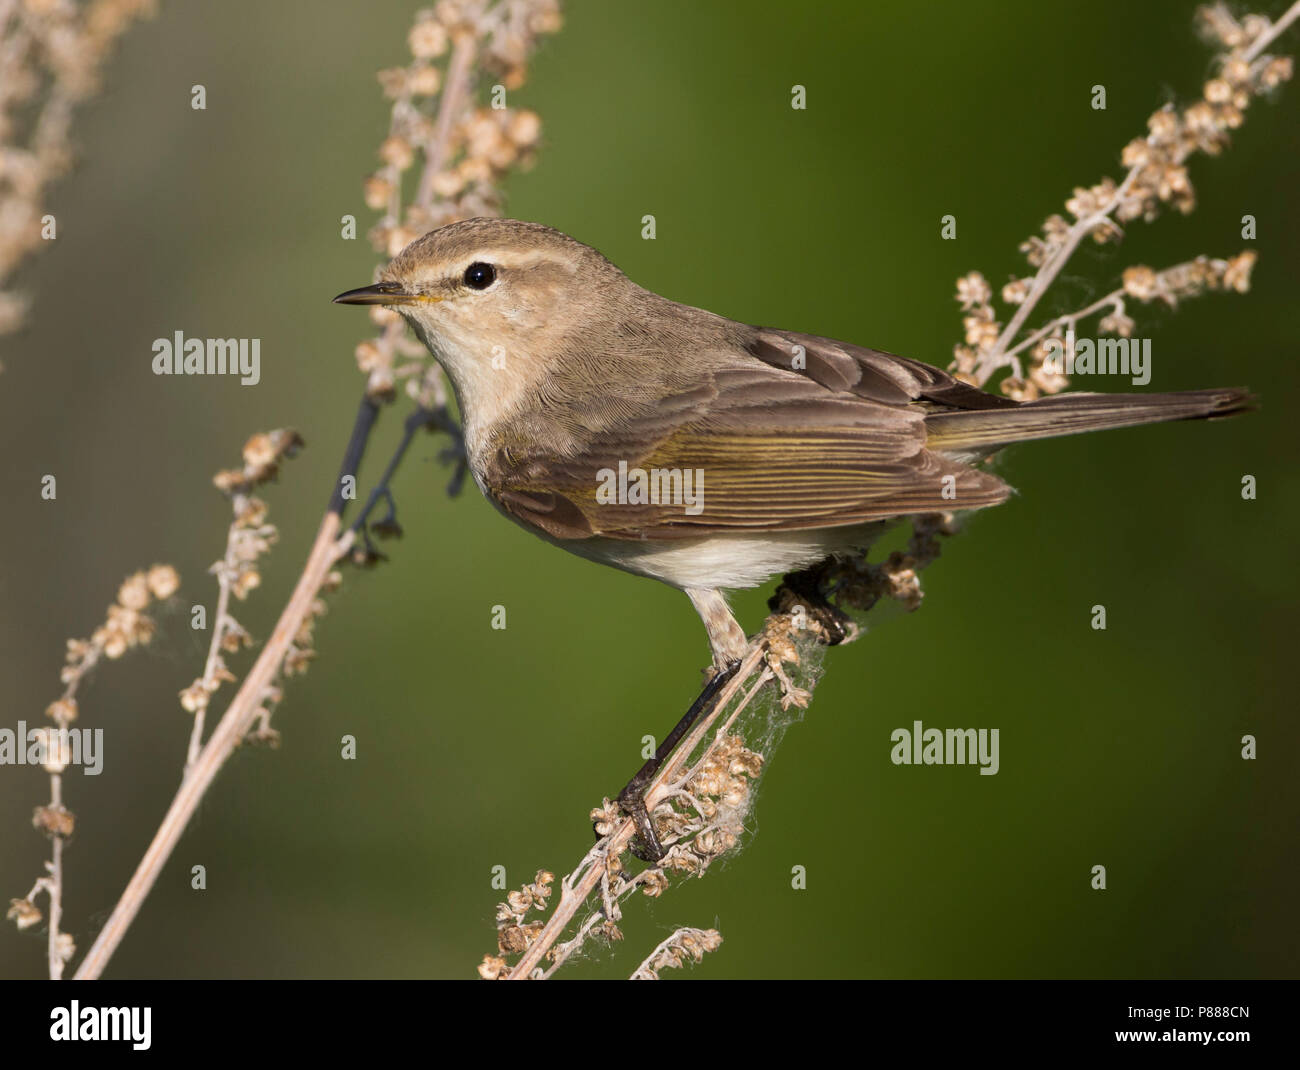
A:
484 328 1014 541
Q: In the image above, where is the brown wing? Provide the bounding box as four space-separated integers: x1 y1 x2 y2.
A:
484 328 1014 542
744 328 1020 413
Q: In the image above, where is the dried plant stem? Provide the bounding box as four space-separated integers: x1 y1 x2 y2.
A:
955 2 1294 401
416 34 478 205
15 566 178 977
0 0 157 338
32 643 86 981
186 521 239 770
1001 252 1241 362
529 664 775 980
73 391 448 978
1245 0 1300 61
629 927 723 980
978 165 1140 378
1004 289 1128 361
73 514 355 980
46 779 63 980
505 645 768 980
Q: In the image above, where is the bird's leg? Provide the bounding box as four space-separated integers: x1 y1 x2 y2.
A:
600 589 746 860
607 661 741 862
686 587 749 671
768 562 859 646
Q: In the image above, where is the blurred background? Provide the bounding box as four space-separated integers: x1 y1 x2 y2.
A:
1 0 1296 979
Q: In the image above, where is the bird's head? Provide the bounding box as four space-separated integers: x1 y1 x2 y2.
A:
335 218 630 420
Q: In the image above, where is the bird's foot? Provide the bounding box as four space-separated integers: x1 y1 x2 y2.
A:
593 660 742 863
768 566 859 646
591 780 668 862
617 785 667 863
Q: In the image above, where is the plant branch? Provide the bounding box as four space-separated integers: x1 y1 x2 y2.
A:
502 645 769 980
977 165 1140 380
73 511 355 980
1244 0 1300 61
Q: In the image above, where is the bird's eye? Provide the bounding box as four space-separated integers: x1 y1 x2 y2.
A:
464 262 496 290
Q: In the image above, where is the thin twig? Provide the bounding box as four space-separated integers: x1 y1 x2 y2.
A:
504 645 767 980
629 927 723 980
416 34 478 206
186 522 239 770
73 513 355 980
46 779 62 980
1244 0 1300 61
978 167 1140 378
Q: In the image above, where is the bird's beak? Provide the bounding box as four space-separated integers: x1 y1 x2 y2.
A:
332 281 436 306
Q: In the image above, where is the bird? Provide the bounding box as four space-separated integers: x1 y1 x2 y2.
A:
335 216 1252 672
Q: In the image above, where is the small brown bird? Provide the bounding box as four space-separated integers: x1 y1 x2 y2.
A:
335 217 1252 670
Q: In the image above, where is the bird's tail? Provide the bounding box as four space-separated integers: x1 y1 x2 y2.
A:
925 387 1255 456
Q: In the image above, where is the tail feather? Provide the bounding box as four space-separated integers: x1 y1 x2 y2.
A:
925 388 1255 455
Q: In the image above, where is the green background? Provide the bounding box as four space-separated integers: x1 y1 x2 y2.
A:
1 0 1296 979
